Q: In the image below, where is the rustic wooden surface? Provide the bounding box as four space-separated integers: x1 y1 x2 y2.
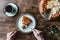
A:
0 0 60 40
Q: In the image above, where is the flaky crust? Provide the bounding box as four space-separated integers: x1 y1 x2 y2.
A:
39 0 47 13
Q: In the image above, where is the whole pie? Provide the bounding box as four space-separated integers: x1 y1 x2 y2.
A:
39 0 60 20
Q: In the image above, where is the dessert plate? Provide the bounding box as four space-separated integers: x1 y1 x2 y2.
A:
16 13 36 33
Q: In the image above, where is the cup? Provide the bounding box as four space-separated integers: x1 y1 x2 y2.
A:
5 5 15 13
3 3 18 17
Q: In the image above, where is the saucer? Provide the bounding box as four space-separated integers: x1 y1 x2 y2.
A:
16 13 36 33
3 3 18 17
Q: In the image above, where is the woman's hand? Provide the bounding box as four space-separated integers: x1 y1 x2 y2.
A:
32 29 44 40
6 31 17 40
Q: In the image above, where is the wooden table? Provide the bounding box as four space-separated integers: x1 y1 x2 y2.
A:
0 0 60 40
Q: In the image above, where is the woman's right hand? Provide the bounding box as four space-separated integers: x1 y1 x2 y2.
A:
32 29 44 40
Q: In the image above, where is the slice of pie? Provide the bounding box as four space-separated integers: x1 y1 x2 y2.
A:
22 16 31 29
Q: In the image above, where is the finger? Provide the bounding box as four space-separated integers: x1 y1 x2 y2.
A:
32 29 42 35
34 29 42 34
32 29 40 34
32 29 39 33
8 31 14 35
10 31 17 37
32 29 37 35
33 31 37 36
32 29 37 32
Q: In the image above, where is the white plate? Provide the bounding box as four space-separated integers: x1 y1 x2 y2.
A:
16 13 36 33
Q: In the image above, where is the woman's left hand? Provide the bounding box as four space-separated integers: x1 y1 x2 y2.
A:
6 31 17 40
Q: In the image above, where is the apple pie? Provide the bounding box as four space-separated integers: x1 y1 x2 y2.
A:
39 0 60 20
22 16 31 29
